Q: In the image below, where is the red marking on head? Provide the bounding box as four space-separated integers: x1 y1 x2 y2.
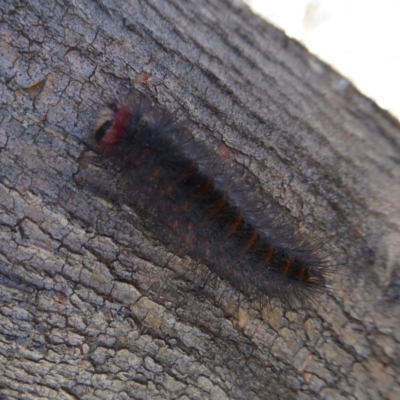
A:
95 104 132 152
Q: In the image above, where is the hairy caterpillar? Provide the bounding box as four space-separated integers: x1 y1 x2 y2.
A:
93 95 326 306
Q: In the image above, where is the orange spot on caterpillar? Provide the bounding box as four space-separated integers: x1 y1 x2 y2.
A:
148 167 163 182
184 161 198 176
181 201 190 211
295 266 312 281
133 150 150 167
207 194 228 220
170 220 180 234
166 183 175 193
196 178 212 196
281 258 291 275
225 213 243 238
264 246 274 264
243 230 258 251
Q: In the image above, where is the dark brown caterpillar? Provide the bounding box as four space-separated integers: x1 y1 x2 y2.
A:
93 95 326 306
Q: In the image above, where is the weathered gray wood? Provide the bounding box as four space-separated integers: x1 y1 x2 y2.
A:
1 0 399 399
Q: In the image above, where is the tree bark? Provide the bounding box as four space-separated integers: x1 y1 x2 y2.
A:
1 0 399 399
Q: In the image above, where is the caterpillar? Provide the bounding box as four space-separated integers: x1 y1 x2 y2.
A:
92 94 326 306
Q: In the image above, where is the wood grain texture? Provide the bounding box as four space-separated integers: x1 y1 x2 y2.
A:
0 0 399 399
